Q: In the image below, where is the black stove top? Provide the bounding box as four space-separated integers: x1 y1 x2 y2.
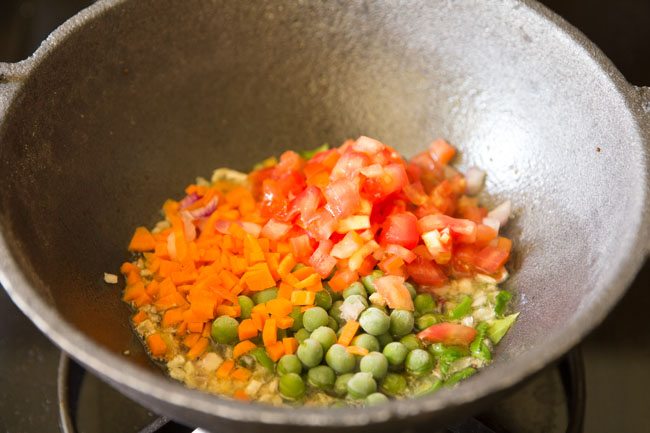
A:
1 1 649 432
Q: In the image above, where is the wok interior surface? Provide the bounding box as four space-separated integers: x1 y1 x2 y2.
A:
0 0 647 430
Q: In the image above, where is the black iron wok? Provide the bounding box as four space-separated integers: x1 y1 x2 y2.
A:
0 0 648 431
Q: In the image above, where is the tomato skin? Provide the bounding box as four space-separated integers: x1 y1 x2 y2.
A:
418 323 477 346
474 238 511 274
379 212 419 249
324 179 360 218
309 239 337 277
374 276 415 311
405 257 447 286
417 214 477 243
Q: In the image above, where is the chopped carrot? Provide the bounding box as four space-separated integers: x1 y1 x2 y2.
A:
132 310 148 325
346 345 369 356
328 269 358 292
266 298 292 317
238 319 259 340
265 341 285 362
216 304 240 318
300 305 314 313
276 316 294 330
262 318 277 347
233 389 249 401
241 264 275 291
337 320 359 346
123 282 146 302
251 312 266 331
183 333 201 348
290 290 315 306
292 266 317 280
233 340 256 358
282 337 298 355
277 254 297 277
231 367 252 381
187 337 209 360
187 322 204 334
128 227 156 252
146 333 168 357
277 281 294 299
293 273 321 290
216 359 235 378
378 255 405 276
162 308 184 328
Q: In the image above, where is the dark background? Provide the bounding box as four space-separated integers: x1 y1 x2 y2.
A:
1 1 649 432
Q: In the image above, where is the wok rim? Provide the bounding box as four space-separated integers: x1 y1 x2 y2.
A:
0 0 648 427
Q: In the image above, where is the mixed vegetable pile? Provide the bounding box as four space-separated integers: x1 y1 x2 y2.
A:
117 136 518 406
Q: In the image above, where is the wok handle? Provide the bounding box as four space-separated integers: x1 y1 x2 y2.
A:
636 85 650 255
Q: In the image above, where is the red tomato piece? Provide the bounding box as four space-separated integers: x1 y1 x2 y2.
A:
260 219 292 241
304 208 337 241
291 186 322 222
290 234 314 260
418 323 477 346
309 239 337 277
374 276 414 311
428 139 456 165
379 212 419 249
276 150 304 172
324 179 360 218
331 151 370 180
352 136 385 154
405 257 447 286
417 214 477 243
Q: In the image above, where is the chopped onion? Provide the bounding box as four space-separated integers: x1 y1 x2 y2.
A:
187 196 219 219
179 211 197 241
240 222 262 238
482 217 500 233
214 220 231 235
103 273 118 284
340 296 367 322
167 232 177 259
179 193 199 209
465 167 486 195
487 200 511 226
335 215 371 233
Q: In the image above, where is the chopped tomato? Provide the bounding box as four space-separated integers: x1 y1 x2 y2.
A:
324 179 360 218
474 237 511 274
379 212 419 249
374 276 414 311
405 257 447 286
417 214 477 243
418 323 477 346
309 240 337 277
428 138 456 165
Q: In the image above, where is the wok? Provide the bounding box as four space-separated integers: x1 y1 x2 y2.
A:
0 0 648 431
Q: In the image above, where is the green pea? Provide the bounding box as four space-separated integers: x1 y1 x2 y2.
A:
310 326 337 351
445 367 477 386
294 328 311 343
405 349 434 376
380 373 407 396
416 314 437 331
327 316 339 332
325 344 356 374
347 372 377 399
404 282 417 299
343 282 367 299
351 333 380 352
359 352 389 380
211 316 238 344
334 373 354 396
448 295 472 320
250 347 275 371
307 365 336 389
365 392 389 406
376 333 393 349
389 310 414 337
315 290 333 310
252 288 278 305
289 306 304 332
237 295 254 319
414 293 436 315
494 291 512 317
413 378 443 396
297 338 324 367
361 270 384 294
399 334 423 351
279 373 305 400
382 342 408 367
277 354 302 375
329 300 345 326
359 307 390 336
303 307 329 332
326 284 343 302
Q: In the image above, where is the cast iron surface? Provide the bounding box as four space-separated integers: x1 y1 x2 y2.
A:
0 0 648 431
